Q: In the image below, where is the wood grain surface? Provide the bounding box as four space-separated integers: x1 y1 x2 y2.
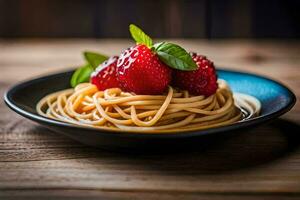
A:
0 39 299 199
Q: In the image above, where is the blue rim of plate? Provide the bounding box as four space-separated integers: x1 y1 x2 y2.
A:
4 68 297 139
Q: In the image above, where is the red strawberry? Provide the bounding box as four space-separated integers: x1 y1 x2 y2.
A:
173 53 218 96
117 44 172 95
90 56 120 90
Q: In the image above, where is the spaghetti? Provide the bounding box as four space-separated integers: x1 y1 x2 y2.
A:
36 80 261 133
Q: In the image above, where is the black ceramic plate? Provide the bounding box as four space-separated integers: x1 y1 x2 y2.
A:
4 69 296 151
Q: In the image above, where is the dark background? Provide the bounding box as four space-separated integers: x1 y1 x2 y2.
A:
0 0 299 38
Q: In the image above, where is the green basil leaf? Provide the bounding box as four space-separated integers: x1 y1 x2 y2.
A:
70 64 94 87
83 51 108 69
153 42 197 71
129 24 153 48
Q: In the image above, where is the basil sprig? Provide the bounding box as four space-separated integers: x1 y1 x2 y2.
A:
153 42 197 71
129 24 197 71
84 51 108 69
70 64 94 87
70 51 108 87
129 24 153 48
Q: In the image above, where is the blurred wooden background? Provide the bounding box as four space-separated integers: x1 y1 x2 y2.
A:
0 0 299 38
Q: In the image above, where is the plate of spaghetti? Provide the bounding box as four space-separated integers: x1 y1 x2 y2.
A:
4 25 296 150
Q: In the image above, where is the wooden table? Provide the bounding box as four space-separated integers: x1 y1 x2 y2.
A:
0 39 299 200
